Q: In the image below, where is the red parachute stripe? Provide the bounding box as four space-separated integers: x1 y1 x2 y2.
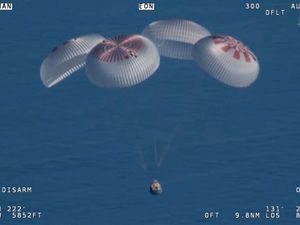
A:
243 52 251 62
233 50 240 60
222 45 231 52
213 38 226 44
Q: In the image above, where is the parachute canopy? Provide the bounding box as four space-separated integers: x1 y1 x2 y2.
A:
142 19 211 60
40 34 105 88
85 34 160 88
192 35 259 87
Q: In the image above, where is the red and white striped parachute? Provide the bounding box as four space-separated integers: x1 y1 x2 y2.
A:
40 20 260 89
86 35 160 88
192 35 259 87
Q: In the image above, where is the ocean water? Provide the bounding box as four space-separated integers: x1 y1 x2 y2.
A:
0 0 300 224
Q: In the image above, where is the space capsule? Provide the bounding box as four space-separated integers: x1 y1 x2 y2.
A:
150 179 162 195
85 34 160 88
142 19 211 60
192 35 259 87
40 34 105 88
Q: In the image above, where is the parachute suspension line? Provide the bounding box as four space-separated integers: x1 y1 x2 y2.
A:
137 147 149 172
157 119 183 168
154 136 158 166
156 77 200 169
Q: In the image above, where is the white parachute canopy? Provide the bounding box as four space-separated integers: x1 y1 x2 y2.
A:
142 19 211 60
40 34 105 88
85 34 160 88
192 35 259 88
